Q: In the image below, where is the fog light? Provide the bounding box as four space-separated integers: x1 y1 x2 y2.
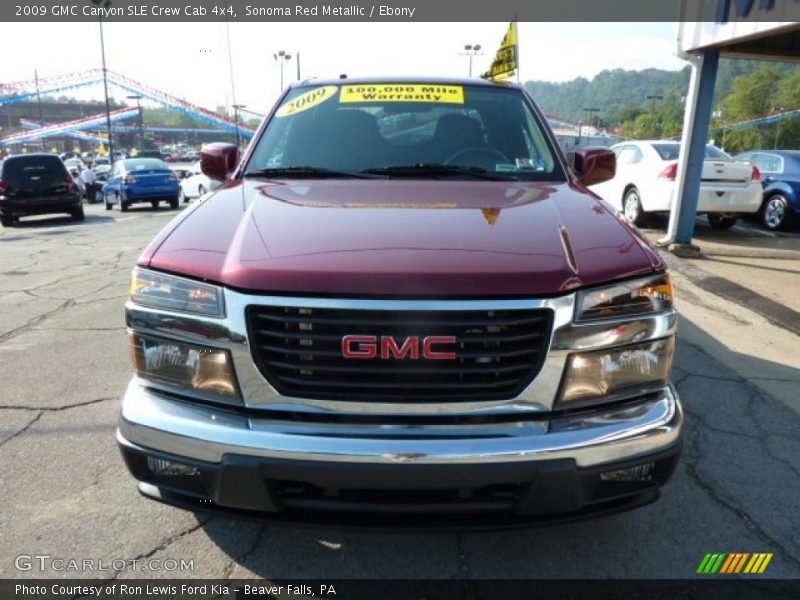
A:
558 337 674 408
146 457 199 477
600 462 655 482
130 333 240 400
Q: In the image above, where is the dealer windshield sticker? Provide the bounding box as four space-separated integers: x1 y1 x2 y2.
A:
340 84 465 104
275 85 338 118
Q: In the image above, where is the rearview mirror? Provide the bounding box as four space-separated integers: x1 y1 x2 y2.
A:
573 147 615 187
201 143 239 181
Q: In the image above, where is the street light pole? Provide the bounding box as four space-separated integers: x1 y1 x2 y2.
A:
460 44 483 77
232 104 246 149
127 95 143 151
274 50 292 91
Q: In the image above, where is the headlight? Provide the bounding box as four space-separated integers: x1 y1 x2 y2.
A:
576 274 673 322
129 268 224 317
558 338 674 408
130 333 240 401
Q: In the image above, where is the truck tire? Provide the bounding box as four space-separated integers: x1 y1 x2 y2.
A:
0 213 14 227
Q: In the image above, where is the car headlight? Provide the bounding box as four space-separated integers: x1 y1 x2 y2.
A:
576 274 673 322
129 268 224 317
130 333 240 401
558 337 674 408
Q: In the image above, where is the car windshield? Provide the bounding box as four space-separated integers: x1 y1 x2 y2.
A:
245 83 564 181
651 143 730 161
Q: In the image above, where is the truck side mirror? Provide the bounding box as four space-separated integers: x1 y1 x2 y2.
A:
201 143 239 181
573 147 615 187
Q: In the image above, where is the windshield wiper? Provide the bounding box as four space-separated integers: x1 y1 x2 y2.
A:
243 166 375 179
361 164 506 180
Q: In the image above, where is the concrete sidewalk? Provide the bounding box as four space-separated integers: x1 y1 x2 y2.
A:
641 219 800 333
640 219 800 413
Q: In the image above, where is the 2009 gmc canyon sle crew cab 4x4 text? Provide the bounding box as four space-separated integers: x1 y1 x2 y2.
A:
118 78 682 527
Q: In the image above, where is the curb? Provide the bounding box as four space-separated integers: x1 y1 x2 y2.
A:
658 249 800 337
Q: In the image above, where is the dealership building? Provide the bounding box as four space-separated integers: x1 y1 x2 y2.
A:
664 2 800 251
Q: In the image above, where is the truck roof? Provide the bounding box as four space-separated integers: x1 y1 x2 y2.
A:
291 76 522 90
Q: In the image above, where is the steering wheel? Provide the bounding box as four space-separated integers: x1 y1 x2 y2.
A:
444 147 509 169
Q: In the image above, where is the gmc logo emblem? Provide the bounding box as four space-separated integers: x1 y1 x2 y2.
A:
341 335 457 360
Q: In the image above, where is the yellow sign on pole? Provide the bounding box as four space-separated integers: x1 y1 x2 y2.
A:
481 21 518 81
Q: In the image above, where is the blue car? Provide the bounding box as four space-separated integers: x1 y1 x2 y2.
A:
734 150 800 230
102 158 180 212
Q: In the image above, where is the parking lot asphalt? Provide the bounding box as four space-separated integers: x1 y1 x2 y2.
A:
1 204 799 580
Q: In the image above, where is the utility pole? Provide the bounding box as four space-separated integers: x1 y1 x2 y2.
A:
296 52 301 81
34 70 45 151
773 109 783 149
232 104 246 149
98 12 114 164
583 108 600 142
127 95 144 150
645 94 663 137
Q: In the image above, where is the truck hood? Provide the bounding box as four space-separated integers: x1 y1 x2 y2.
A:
144 179 662 296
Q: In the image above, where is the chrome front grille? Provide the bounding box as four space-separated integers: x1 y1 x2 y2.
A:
246 305 553 402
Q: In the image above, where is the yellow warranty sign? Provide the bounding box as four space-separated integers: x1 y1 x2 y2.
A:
275 85 338 118
340 84 464 104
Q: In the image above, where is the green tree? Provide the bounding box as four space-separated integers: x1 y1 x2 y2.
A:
721 66 782 121
776 70 800 110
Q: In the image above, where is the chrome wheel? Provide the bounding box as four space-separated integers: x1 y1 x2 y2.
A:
623 188 646 226
763 195 787 230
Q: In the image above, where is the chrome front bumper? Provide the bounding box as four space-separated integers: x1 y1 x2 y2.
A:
118 380 682 469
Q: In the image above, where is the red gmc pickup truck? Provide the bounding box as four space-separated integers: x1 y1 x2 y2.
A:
118 78 682 527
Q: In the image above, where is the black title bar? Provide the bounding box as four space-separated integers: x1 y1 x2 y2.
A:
4 0 800 22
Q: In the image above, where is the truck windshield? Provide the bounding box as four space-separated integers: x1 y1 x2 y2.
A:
245 83 565 181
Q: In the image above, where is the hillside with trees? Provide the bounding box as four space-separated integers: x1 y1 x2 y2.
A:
524 59 800 152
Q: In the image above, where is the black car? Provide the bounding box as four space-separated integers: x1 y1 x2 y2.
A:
0 154 83 227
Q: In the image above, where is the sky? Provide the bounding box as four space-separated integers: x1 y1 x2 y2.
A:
0 22 685 115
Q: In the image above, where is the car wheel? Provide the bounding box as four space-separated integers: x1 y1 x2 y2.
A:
119 195 129 212
707 214 737 230
71 205 85 221
105 199 112 210
180 188 189 203
0 213 14 228
761 194 789 231
198 185 206 196
169 197 179 209
151 200 160 210
622 187 648 227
